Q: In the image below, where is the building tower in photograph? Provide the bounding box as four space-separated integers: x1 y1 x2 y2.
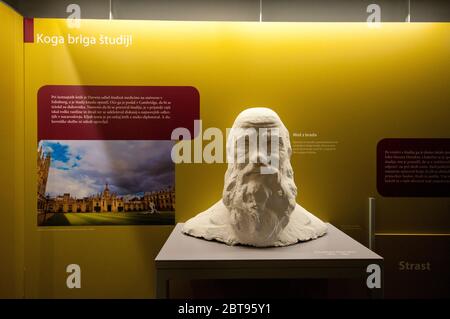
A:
37 145 51 212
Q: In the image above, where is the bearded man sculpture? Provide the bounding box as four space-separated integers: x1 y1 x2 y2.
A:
182 107 327 247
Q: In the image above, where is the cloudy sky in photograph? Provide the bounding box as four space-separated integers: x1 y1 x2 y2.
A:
40 140 174 198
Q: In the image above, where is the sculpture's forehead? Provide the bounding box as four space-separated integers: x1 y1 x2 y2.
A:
233 108 283 128
236 120 281 129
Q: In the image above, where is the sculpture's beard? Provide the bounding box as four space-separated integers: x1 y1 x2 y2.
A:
223 161 297 243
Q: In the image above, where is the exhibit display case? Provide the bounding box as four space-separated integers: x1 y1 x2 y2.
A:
0 0 449 301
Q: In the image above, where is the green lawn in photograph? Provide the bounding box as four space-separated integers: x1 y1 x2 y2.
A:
40 211 175 226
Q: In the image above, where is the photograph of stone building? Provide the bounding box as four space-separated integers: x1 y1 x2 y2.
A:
43 183 175 214
37 140 175 226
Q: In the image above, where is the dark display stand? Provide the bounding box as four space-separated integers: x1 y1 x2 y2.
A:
155 223 384 298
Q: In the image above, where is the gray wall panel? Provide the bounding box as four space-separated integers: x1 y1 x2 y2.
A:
7 0 110 19
112 0 260 21
1 0 449 22
411 0 450 22
262 0 409 22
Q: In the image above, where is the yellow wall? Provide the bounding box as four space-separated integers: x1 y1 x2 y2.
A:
0 1 24 298
13 18 450 297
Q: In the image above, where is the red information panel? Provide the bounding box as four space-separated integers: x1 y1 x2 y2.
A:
38 85 199 141
377 138 450 197
37 85 199 227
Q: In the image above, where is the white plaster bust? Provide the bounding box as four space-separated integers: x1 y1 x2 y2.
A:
182 107 327 247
